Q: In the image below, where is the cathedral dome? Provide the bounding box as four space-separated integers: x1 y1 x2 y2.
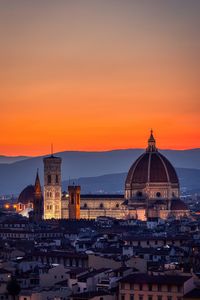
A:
125 131 179 200
125 151 179 185
18 185 35 204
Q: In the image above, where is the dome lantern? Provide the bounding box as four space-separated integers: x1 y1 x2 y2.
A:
146 129 157 152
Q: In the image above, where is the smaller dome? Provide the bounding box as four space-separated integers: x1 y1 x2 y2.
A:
18 185 35 204
171 199 188 211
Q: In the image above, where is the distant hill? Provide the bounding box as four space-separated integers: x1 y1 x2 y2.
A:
0 148 199 195
0 155 30 164
62 168 200 195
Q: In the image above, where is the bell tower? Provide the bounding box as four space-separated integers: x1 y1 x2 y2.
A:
43 155 62 219
68 185 81 220
33 170 43 222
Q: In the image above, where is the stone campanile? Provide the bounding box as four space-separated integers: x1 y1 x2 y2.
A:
43 155 62 219
68 185 81 220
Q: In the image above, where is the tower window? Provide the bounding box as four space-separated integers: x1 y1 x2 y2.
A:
136 191 143 197
48 175 51 184
71 194 74 205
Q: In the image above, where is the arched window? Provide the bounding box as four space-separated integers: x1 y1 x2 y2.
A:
100 203 104 209
116 203 119 208
48 175 51 184
136 191 143 197
156 192 161 198
84 203 87 209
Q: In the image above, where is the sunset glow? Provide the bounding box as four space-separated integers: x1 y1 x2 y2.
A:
1 1 200 156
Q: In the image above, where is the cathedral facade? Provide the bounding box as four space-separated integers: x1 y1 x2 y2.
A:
17 132 189 221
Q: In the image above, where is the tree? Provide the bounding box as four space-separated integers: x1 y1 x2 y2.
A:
6 277 21 300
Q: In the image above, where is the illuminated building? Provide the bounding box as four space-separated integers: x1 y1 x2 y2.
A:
43 155 62 219
17 131 189 220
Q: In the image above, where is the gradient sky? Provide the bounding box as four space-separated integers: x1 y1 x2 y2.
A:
0 0 200 156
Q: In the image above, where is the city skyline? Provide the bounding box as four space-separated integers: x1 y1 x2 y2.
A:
1 0 200 156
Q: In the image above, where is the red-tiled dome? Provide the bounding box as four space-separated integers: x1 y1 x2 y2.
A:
171 199 188 211
125 131 179 190
18 185 35 204
125 151 179 185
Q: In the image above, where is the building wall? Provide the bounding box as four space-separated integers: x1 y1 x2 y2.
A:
88 254 121 269
40 264 69 287
120 282 184 300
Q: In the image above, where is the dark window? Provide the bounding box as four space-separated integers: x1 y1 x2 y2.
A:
84 203 87 209
137 191 143 197
148 284 152 291
130 283 134 290
148 296 152 300
157 297 162 300
48 175 51 184
167 297 172 300
56 175 59 183
139 296 143 300
130 295 134 300
121 295 125 300
157 285 161 292
100 203 104 209
178 286 182 293
116 203 119 208
156 192 161 197
168 285 172 292
139 284 143 291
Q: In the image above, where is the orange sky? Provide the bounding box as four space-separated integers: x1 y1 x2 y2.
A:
0 1 200 156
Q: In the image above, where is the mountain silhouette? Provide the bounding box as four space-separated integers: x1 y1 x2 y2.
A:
0 148 199 195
